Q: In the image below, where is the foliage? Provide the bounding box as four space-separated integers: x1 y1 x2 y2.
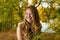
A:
0 0 60 40
0 0 23 31
0 0 60 34
32 32 60 40
37 0 60 33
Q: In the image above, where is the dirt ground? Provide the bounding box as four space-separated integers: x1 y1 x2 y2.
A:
0 31 17 40
0 31 60 40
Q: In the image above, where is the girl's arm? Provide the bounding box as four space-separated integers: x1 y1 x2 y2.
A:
17 23 23 40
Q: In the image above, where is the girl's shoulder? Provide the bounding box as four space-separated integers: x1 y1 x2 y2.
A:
17 22 24 28
18 22 23 25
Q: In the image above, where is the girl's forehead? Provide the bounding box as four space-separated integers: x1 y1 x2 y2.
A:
25 9 32 13
26 8 31 11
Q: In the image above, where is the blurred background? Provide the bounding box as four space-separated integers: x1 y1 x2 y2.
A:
0 0 60 40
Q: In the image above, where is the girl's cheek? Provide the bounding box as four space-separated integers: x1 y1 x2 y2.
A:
25 16 27 19
31 15 33 19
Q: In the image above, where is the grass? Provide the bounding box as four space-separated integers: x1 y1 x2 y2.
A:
0 31 60 40
40 33 60 40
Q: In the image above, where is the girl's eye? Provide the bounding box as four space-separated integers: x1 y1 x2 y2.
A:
30 14 32 17
25 13 28 16
30 13 33 16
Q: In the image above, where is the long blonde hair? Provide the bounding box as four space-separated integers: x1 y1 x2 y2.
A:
22 6 42 34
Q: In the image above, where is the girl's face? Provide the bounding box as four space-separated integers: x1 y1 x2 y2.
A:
25 9 34 23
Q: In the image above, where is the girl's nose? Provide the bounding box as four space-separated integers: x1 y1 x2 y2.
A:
28 13 30 17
